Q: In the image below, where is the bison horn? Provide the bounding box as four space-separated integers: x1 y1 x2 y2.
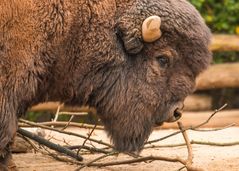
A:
142 16 162 42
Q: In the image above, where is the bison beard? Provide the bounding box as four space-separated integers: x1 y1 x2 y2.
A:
0 0 212 168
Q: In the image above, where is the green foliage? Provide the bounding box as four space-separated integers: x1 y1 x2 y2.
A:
25 112 45 121
213 52 239 63
189 0 239 34
189 0 239 63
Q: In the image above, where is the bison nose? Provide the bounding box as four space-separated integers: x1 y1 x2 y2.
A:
166 108 182 123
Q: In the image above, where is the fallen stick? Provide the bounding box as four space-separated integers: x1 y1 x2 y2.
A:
177 122 193 168
177 122 203 171
144 140 239 149
191 123 235 132
66 145 111 154
77 124 97 155
18 128 83 161
19 121 104 130
61 115 75 130
19 119 112 148
74 155 186 168
75 152 117 170
190 140 239 147
19 119 140 159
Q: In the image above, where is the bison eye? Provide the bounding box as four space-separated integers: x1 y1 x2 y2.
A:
156 56 169 68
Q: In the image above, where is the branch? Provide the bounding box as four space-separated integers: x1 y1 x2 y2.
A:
75 152 117 170
65 145 111 154
19 121 104 130
177 122 203 171
19 119 112 148
191 140 239 147
177 122 193 167
77 124 97 155
191 123 235 132
75 155 186 167
18 128 83 161
191 104 228 129
61 115 75 130
145 140 239 149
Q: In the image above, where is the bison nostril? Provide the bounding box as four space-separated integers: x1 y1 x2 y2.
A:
174 108 182 120
164 108 183 123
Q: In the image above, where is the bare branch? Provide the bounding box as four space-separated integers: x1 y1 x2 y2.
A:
191 140 239 147
19 121 104 130
61 115 75 131
18 128 83 161
178 122 204 171
192 123 235 132
77 124 97 155
76 155 186 167
65 145 111 154
19 119 112 148
75 152 117 170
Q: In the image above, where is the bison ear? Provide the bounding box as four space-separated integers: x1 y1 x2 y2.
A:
116 27 144 55
116 15 144 55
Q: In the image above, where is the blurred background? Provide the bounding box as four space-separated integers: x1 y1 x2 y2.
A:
188 0 239 109
23 0 239 128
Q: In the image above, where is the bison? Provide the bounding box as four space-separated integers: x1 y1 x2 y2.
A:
0 0 211 169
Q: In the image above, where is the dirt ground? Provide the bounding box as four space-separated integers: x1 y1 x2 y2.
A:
13 127 239 171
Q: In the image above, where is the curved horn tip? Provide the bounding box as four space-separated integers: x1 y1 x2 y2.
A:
142 15 162 42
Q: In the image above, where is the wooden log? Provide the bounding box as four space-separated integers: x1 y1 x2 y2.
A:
18 128 83 161
29 94 212 113
196 63 239 90
161 110 239 129
29 102 95 113
184 94 212 111
210 34 239 51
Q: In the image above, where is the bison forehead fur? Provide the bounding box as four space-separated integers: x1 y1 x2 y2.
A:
0 0 211 157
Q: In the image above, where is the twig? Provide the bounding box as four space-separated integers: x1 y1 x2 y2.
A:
144 143 186 149
145 140 239 149
177 122 193 169
75 151 117 170
77 124 97 155
191 123 235 132
177 166 186 171
38 145 81 164
66 145 111 154
53 105 61 123
177 122 204 171
16 134 38 153
61 115 75 131
19 119 112 148
190 104 228 129
74 155 187 167
190 140 239 146
146 104 227 145
58 111 88 115
19 121 104 130
18 128 83 161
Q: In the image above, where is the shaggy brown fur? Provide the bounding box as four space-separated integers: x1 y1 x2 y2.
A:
0 0 211 168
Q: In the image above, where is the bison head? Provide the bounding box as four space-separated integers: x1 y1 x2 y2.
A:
88 0 212 152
